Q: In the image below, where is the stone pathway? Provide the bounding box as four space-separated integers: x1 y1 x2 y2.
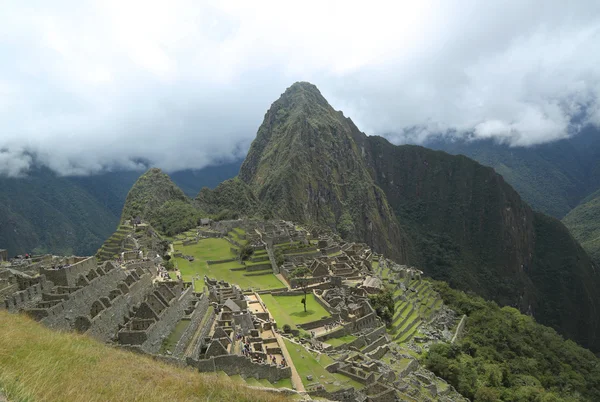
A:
274 332 305 392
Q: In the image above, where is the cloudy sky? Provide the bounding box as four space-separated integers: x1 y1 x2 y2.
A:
1 0 600 176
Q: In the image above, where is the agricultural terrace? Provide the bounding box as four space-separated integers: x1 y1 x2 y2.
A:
260 294 330 330
172 237 284 291
282 339 363 392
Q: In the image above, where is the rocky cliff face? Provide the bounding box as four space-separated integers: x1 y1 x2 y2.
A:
240 82 409 262
238 82 600 351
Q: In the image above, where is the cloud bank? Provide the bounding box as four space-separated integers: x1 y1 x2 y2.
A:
1 0 600 176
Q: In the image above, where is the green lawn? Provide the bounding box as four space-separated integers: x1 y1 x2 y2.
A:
325 335 357 347
173 238 284 290
261 294 330 330
228 228 247 246
282 339 363 391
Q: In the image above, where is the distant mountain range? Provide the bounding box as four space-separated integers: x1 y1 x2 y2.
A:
426 125 600 219
0 162 241 257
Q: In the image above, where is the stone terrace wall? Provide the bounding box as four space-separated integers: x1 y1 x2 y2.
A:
173 293 209 358
86 270 155 342
187 355 292 383
37 265 128 330
40 257 97 287
297 314 340 331
141 286 195 354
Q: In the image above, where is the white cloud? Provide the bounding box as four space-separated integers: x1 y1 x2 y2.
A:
1 0 600 175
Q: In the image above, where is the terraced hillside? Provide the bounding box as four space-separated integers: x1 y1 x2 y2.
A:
373 258 446 345
95 224 135 261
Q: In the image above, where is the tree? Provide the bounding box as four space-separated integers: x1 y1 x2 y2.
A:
291 266 311 312
275 249 285 267
369 286 395 326
238 244 254 261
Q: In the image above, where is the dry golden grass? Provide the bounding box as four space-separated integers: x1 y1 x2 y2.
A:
0 311 290 402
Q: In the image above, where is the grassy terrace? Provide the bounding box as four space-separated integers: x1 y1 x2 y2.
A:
325 334 357 347
228 228 247 245
173 237 284 290
160 319 191 354
0 311 287 402
261 294 330 330
282 339 363 392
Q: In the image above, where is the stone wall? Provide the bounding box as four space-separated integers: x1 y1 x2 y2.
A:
3 276 51 312
297 314 340 331
86 270 155 342
141 286 195 354
187 355 292 382
36 264 128 330
207 258 237 265
173 293 209 358
245 263 271 272
40 257 97 287
361 335 388 354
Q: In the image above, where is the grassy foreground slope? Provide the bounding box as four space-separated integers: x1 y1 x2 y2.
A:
0 311 288 402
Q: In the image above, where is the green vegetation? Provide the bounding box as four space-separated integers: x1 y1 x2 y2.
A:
368 285 395 326
196 178 262 219
368 136 600 352
291 266 311 312
261 294 330 330
173 238 284 290
563 193 600 265
325 335 357 347
151 199 203 236
0 167 129 257
424 281 600 401
0 311 288 402
238 81 405 262
120 168 206 237
428 132 600 219
282 338 363 392
238 243 254 261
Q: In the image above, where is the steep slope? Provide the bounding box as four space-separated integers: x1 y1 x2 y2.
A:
240 82 409 261
0 167 119 256
427 125 600 219
563 191 600 265
121 168 203 236
366 137 600 351
238 82 600 351
196 177 261 219
0 310 286 402
364 140 535 304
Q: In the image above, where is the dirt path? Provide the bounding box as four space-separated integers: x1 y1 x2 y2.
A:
275 273 290 289
275 332 305 392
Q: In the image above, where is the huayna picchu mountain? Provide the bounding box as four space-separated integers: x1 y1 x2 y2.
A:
239 82 600 352
239 82 410 263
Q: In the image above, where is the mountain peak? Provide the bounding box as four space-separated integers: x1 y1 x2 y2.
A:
275 81 330 112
